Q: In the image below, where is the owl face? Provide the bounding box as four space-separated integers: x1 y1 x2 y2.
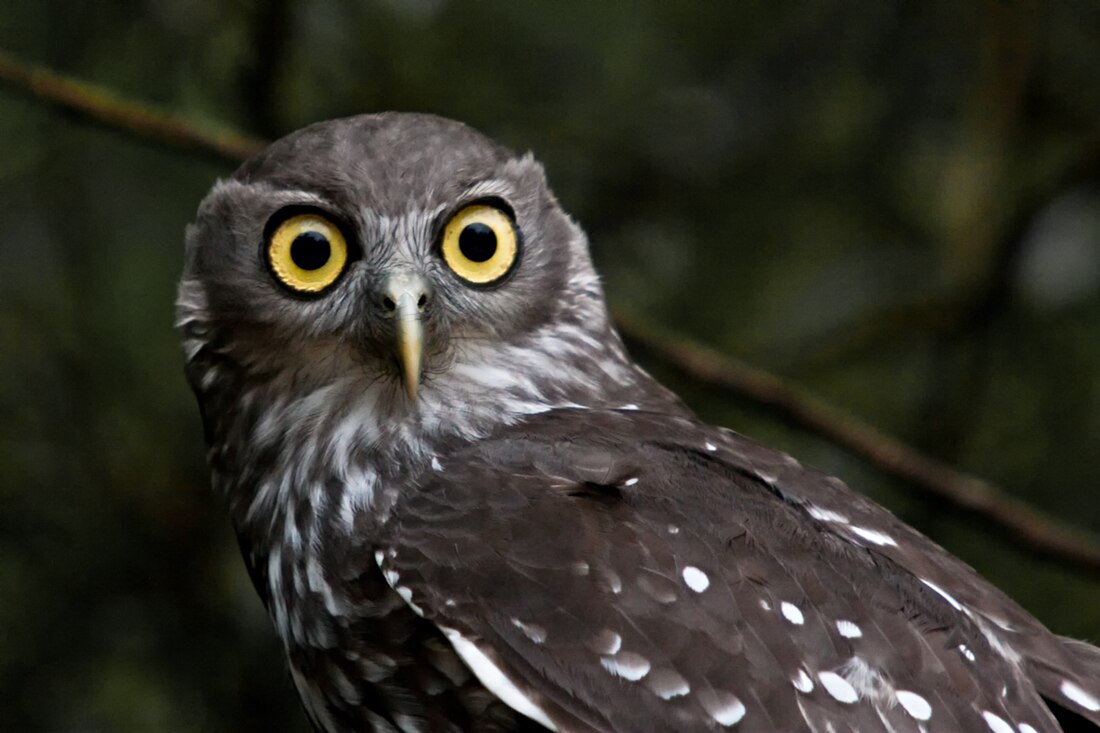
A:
181 113 588 399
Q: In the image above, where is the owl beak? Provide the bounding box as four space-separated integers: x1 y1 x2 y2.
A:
384 275 428 401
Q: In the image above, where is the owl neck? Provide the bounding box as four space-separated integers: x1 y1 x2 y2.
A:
187 313 687 565
185 301 687 654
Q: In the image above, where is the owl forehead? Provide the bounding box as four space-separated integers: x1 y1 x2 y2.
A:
233 113 522 217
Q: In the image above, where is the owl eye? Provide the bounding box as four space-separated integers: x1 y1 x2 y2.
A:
440 204 519 285
266 213 349 294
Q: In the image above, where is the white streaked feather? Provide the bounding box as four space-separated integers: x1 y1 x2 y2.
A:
438 626 558 730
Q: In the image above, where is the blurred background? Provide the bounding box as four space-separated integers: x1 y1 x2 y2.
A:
1 1 1099 730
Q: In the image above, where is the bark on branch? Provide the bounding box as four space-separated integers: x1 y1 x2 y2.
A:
4 50 1099 576
0 50 264 164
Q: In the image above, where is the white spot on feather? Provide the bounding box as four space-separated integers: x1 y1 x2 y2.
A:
682 566 710 593
958 644 977 662
267 549 289 640
600 652 651 681
289 663 340 733
849 525 898 547
792 669 814 693
305 554 324 593
439 626 558 730
838 657 888 702
704 441 718 452
431 456 443 471
601 568 623 594
697 690 746 726
394 586 424 616
589 629 622 655
638 575 678 604
331 665 361 705
895 691 932 721
981 711 1014 733
808 505 849 524
920 579 964 611
976 618 1022 664
836 619 863 638
1061 679 1100 711
646 668 691 699
510 618 547 644
1019 724 1040 733
781 601 805 625
622 477 639 486
818 671 858 703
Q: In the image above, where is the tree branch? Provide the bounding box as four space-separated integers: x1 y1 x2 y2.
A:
618 314 1100 576
0 50 264 165
4 50 1098 576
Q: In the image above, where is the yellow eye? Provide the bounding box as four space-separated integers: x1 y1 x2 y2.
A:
440 204 519 285
267 213 349 294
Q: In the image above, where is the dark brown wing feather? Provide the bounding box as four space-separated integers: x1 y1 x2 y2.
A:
378 408 1099 732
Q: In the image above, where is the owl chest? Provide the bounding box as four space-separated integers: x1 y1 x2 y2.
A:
268 547 516 732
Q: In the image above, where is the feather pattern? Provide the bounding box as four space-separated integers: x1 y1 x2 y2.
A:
178 112 1100 733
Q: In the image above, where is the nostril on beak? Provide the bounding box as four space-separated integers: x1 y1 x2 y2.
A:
380 273 430 319
379 292 427 315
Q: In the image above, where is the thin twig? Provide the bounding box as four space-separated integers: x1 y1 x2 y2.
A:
0 50 264 164
3 49 1098 577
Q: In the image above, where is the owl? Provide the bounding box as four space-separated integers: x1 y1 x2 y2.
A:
178 113 1100 733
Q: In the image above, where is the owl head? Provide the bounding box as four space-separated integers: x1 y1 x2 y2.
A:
178 113 665 454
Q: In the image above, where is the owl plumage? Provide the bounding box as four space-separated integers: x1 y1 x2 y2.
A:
178 113 1100 733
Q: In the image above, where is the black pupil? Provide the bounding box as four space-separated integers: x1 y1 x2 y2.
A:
458 223 497 263
290 231 331 270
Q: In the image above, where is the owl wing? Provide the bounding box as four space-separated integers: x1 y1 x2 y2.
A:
375 408 1100 733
